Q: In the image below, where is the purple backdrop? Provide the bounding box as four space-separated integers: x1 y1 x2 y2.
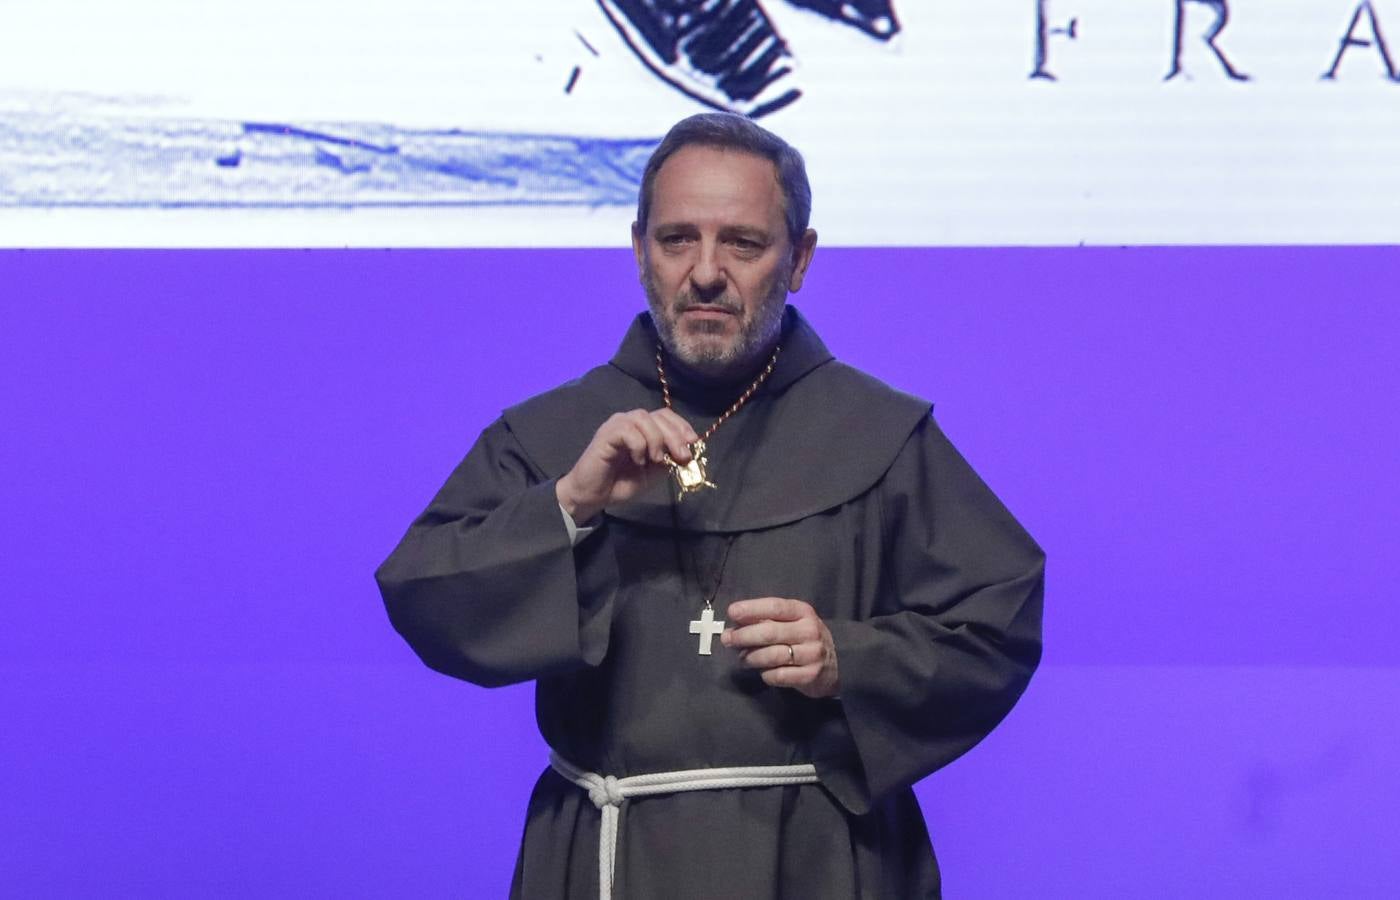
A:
2 247 1397 896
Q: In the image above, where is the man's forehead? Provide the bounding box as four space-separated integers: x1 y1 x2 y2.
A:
648 145 785 228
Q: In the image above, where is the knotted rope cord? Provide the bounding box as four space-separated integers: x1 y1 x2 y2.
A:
548 750 820 900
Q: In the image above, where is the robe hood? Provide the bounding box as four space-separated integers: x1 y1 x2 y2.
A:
502 305 932 533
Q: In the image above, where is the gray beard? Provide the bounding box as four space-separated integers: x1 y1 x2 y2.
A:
644 270 789 380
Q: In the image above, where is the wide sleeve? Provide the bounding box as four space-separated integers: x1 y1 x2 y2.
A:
374 418 618 687
821 415 1044 813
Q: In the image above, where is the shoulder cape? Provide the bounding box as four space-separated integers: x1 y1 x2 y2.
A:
501 308 931 533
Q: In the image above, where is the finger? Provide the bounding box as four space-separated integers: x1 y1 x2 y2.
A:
626 410 673 465
644 408 687 459
654 407 700 445
649 409 697 462
608 419 651 467
722 619 817 649
738 642 809 670
724 622 779 649
727 597 811 625
760 663 822 689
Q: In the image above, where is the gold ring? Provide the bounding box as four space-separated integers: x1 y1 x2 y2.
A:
786 644 796 665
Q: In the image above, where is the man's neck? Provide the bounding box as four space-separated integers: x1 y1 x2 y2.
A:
663 342 779 402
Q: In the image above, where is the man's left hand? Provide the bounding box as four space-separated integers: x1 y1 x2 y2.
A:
721 598 839 699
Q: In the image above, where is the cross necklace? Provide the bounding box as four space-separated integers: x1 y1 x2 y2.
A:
656 344 776 654
675 527 737 656
666 455 738 655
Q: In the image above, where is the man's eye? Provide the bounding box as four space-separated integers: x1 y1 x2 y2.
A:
731 239 760 252
660 234 690 246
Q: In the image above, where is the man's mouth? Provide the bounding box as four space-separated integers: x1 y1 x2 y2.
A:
679 304 739 318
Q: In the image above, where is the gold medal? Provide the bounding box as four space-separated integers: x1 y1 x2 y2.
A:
664 439 717 500
655 345 780 502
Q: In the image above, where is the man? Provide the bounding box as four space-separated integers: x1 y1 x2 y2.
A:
376 113 1043 899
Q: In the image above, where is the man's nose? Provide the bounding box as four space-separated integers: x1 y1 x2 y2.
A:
689 243 727 301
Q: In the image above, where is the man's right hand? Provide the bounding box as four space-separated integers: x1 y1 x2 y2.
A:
555 408 699 524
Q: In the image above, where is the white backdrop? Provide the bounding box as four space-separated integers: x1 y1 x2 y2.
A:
2 0 1397 246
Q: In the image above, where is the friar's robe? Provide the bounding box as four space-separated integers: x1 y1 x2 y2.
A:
376 307 1044 899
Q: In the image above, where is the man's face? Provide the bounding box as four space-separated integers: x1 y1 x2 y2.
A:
634 145 816 379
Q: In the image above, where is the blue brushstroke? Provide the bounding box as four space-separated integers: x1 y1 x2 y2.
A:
313 146 372 175
576 30 602 57
243 122 401 155
0 96 658 208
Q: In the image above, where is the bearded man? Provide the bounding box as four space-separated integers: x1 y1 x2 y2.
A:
375 113 1044 899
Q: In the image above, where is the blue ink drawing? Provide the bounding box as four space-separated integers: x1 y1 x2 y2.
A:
598 0 900 118
0 4 899 213
0 97 657 209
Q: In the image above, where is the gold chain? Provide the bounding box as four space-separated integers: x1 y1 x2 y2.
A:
655 344 781 443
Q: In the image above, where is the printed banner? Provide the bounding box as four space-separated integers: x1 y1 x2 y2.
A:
1 0 1397 246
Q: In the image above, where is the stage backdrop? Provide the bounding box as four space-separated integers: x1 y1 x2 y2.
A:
2 247 1397 897
3 1 1398 897
3 0 1400 246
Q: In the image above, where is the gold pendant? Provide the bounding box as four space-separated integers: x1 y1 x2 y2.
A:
665 439 717 501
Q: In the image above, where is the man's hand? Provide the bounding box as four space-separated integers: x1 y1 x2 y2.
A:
556 408 698 524
722 597 840 699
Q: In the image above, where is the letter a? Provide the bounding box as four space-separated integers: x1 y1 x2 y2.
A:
1322 1 1399 80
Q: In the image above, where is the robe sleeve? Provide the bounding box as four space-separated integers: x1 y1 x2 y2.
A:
821 415 1044 814
374 418 618 687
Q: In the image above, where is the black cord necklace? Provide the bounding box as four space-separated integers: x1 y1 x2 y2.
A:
670 495 737 656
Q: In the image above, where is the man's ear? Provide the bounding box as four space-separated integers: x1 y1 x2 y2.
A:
787 228 818 292
631 221 647 284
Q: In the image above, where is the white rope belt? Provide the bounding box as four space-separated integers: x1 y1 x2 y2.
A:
548 750 819 900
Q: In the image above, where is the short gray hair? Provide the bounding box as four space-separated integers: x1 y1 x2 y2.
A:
636 113 812 248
